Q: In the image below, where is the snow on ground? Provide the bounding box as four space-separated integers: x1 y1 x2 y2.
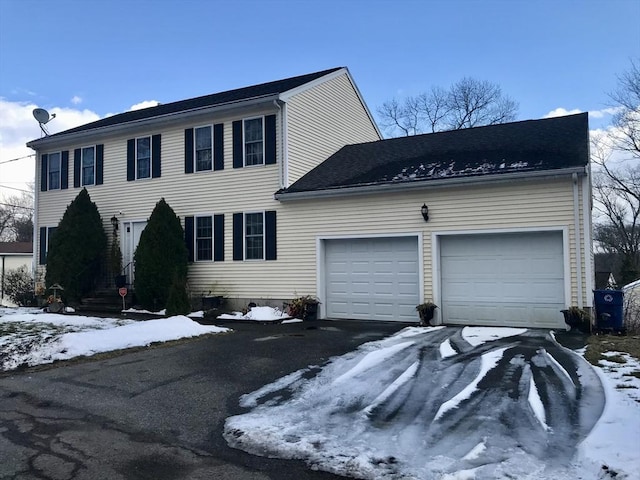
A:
225 326 640 480
0 307 229 371
218 306 291 322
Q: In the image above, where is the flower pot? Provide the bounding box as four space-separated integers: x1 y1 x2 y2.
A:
202 295 224 310
418 306 436 326
303 302 319 321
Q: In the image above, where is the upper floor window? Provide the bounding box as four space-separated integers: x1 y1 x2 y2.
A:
232 115 275 169
195 126 213 171
48 152 61 190
244 118 264 166
82 146 95 186
128 136 160 181
136 137 151 179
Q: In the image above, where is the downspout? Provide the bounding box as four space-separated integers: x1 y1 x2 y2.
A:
32 147 40 280
572 173 583 308
273 99 286 189
1 255 5 301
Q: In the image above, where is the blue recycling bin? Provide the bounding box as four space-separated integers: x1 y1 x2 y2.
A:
593 290 624 331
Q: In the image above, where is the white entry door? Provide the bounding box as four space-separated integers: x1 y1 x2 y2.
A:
439 231 565 328
324 236 420 322
122 221 147 285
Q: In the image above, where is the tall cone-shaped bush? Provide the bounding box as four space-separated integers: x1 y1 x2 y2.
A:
45 188 107 301
134 198 188 311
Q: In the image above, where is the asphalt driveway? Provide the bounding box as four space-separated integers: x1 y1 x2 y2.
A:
0 320 408 480
0 320 605 479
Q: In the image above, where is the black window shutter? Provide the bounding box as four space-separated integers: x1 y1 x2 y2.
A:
232 120 243 168
152 134 161 178
40 154 48 191
96 144 104 185
126 139 135 181
61 151 69 189
39 227 47 264
214 214 224 261
184 216 194 262
265 210 277 260
214 123 224 171
184 129 194 174
73 149 81 188
232 213 243 260
265 115 276 165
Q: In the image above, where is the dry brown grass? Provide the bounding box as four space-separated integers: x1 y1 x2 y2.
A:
584 334 640 367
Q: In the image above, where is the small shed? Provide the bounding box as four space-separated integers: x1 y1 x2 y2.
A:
0 242 33 306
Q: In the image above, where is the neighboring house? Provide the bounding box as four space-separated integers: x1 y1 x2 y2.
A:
595 270 617 290
0 242 33 305
27 67 592 329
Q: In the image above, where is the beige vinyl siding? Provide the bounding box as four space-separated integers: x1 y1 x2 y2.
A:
286 72 380 185
274 177 588 306
33 106 282 283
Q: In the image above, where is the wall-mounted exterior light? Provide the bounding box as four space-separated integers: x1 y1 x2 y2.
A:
421 204 429 222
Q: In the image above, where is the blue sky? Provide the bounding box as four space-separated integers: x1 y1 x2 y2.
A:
0 0 639 194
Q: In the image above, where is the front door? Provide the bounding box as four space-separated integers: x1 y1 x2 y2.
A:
122 221 147 285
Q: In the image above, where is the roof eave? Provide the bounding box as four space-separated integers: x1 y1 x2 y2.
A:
27 94 280 150
275 166 588 201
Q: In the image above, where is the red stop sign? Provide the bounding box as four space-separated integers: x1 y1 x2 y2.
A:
119 287 128 298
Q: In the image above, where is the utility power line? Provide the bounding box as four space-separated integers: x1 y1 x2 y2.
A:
0 154 35 165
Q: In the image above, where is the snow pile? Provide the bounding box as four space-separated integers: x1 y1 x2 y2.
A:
1 309 230 371
218 306 290 322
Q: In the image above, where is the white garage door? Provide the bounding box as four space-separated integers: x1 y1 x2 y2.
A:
440 232 565 328
325 237 420 322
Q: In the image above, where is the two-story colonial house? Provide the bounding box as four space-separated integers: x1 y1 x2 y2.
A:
28 67 592 329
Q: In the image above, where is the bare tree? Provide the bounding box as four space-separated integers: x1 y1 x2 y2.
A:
0 186 34 242
609 58 640 157
377 77 519 136
591 59 640 285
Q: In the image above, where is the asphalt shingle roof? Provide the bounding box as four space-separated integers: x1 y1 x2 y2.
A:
281 113 589 194
45 67 343 138
0 242 33 254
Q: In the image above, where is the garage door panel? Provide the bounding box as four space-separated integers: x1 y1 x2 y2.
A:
441 232 565 328
325 237 419 322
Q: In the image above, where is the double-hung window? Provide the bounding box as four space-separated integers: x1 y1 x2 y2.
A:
244 212 264 260
244 118 264 166
48 152 61 190
81 146 95 185
136 137 151 179
196 216 213 261
195 126 213 171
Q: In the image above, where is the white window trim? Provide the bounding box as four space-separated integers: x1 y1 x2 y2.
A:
47 151 62 190
81 145 96 186
242 116 265 167
194 214 214 262
243 211 265 261
135 136 152 180
194 124 214 173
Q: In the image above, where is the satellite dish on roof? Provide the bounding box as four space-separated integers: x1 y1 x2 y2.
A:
32 108 56 136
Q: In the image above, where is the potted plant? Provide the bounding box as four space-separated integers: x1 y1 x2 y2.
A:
416 302 438 326
561 306 590 333
287 295 320 321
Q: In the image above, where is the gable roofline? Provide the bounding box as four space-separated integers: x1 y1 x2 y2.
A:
279 67 382 139
275 165 588 201
0 242 33 254
27 67 345 150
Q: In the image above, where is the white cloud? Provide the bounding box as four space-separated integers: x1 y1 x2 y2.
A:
0 98 100 199
543 107 583 118
129 100 159 111
71 95 83 105
589 107 622 119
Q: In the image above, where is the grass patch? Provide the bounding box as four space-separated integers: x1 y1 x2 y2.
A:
623 371 640 379
616 383 638 389
584 335 640 366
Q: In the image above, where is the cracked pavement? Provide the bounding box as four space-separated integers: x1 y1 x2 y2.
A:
0 320 407 479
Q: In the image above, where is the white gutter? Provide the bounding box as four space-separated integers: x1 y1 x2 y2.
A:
582 165 594 306
275 166 588 201
572 172 583 308
27 94 280 150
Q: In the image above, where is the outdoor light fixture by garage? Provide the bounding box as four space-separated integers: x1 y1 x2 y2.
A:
421 204 429 222
110 215 119 233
